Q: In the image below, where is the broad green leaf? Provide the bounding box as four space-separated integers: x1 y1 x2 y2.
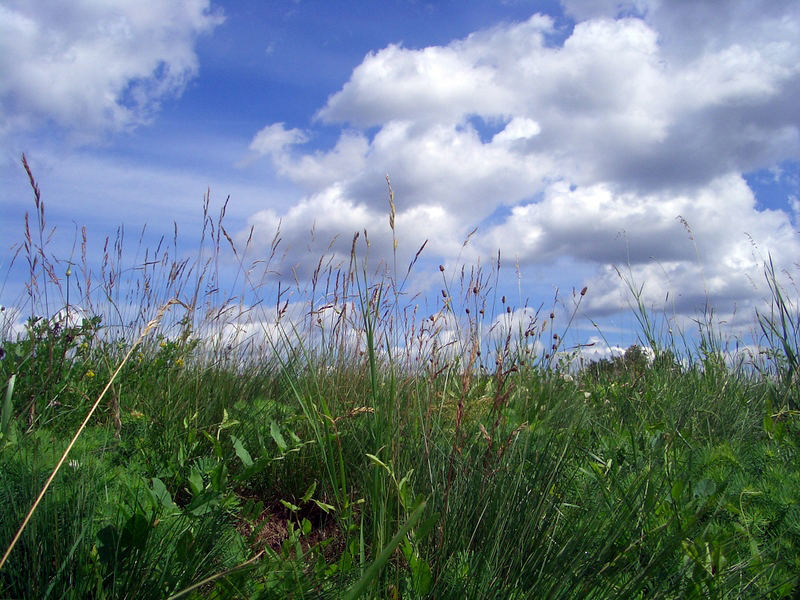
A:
1 374 15 437
187 490 220 516
270 421 288 453
398 469 414 510
202 431 223 459
210 461 227 492
312 499 336 513
151 477 176 510
301 480 317 503
231 435 254 467
366 453 390 473
187 468 204 496
280 499 301 512
409 550 432 595
671 480 684 502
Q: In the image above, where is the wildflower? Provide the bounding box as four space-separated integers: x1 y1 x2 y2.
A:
175 357 185 368
85 369 95 379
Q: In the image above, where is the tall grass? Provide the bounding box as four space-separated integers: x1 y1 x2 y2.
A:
0 157 798 598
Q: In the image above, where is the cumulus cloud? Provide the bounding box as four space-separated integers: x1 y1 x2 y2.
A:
243 1 800 323
249 123 309 158
0 0 223 141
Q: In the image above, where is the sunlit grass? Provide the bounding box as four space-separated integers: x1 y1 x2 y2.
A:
0 158 798 598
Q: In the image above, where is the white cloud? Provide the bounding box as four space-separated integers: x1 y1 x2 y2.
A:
249 123 309 157
243 2 800 324
0 0 223 141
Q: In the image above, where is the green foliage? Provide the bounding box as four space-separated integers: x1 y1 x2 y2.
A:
0 313 103 432
2 167 798 598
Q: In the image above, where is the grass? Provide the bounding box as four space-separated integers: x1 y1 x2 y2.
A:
0 157 798 598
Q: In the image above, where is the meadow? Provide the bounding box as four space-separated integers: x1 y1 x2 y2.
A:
1 161 798 598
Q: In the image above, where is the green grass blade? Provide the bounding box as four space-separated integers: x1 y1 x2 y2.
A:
343 499 427 600
1 374 15 437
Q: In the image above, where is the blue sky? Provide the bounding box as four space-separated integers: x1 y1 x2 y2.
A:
2 0 800 359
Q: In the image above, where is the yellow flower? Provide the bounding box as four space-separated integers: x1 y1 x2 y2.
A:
175 357 184 368
86 369 95 379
